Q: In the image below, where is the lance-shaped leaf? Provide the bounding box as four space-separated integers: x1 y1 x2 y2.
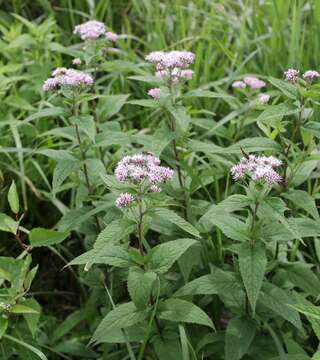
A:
149 238 197 274
158 298 215 329
91 302 147 344
239 242 267 315
29 228 69 247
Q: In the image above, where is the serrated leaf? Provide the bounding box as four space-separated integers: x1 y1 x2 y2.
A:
91 302 147 344
29 228 69 247
225 317 256 360
259 283 302 329
68 244 131 268
282 190 319 220
52 158 79 196
149 238 197 273
74 115 96 142
256 103 299 122
127 267 157 309
168 105 191 133
158 299 215 329
239 242 267 315
98 94 130 119
155 208 200 238
268 77 298 99
8 181 19 214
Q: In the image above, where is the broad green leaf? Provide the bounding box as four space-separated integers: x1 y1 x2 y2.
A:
199 195 252 231
259 283 302 329
290 303 320 321
127 267 157 309
149 238 197 273
29 228 69 247
128 99 159 108
225 317 256 360
239 242 267 315
283 190 319 220
94 218 136 250
0 213 18 234
184 89 234 100
22 107 67 125
168 105 191 134
91 302 147 344
98 94 129 119
268 77 298 99
158 298 215 329
8 181 19 214
207 210 250 241
256 103 299 122
52 158 79 196
69 244 131 268
155 208 200 238
74 115 96 142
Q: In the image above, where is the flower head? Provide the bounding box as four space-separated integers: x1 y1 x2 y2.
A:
106 31 118 42
232 80 246 89
284 68 299 82
231 154 282 185
146 51 195 70
43 68 94 92
257 93 270 104
303 70 320 81
114 154 174 192
148 88 161 99
73 20 106 40
115 192 135 208
72 58 82 65
243 76 266 89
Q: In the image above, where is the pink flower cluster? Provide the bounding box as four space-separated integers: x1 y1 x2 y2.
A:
284 68 299 82
303 70 320 81
146 50 195 85
232 76 266 90
42 68 94 92
231 155 282 185
115 154 174 192
115 192 135 208
257 93 270 104
73 20 118 42
148 88 161 99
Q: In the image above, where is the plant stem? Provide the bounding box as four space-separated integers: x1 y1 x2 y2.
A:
72 95 101 232
137 196 145 255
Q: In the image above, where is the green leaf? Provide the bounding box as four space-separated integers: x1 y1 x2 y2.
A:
68 244 132 268
0 213 18 234
3 334 48 360
22 298 41 338
52 158 79 196
168 105 191 133
268 77 298 99
282 190 319 220
98 94 130 119
259 283 302 329
74 115 96 142
239 242 267 315
127 267 157 309
256 103 299 122
91 302 147 344
184 89 234 100
158 299 215 329
8 181 19 214
51 310 84 343
149 238 197 274
155 208 201 238
0 317 8 339
11 304 39 314
225 317 256 360
29 228 69 247
207 209 250 241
